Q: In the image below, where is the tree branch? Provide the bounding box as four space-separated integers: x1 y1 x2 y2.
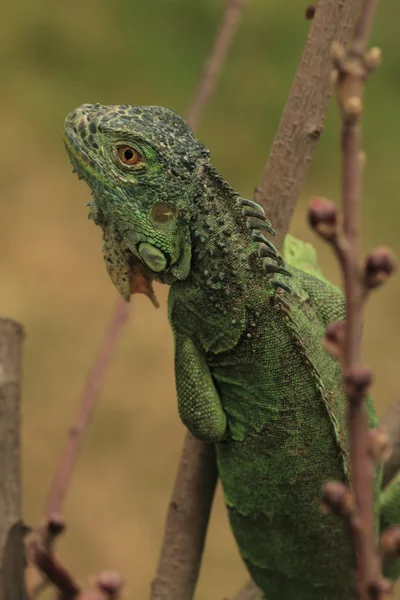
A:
28 299 128 597
308 0 397 596
44 298 128 522
255 0 364 251
151 435 218 600
0 318 28 600
333 3 382 596
28 538 123 600
185 0 249 131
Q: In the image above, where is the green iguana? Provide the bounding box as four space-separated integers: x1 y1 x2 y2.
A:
63 103 399 599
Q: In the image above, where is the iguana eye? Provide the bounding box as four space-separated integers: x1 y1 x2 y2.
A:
151 202 176 224
117 145 142 166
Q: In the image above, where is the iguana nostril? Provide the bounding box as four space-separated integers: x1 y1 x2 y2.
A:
138 242 167 272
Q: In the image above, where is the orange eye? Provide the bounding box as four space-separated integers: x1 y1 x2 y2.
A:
117 145 142 166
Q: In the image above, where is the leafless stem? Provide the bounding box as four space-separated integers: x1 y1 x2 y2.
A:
29 542 81 599
28 540 122 600
185 0 249 131
45 298 128 521
151 435 218 600
0 318 28 600
309 1 393 597
337 2 382 597
28 300 128 597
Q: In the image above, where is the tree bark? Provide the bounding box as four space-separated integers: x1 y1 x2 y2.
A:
151 435 218 600
255 0 363 251
0 318 27 600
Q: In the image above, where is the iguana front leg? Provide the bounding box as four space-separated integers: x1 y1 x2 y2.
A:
174 331 227 442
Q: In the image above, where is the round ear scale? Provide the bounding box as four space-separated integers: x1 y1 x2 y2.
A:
150 202 176 224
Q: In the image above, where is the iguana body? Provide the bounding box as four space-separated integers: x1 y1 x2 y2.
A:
64 104 397 599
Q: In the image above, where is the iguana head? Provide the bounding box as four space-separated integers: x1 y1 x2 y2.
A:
64 103 209 303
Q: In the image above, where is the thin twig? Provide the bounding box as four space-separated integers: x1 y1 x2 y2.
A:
28 299 128 597
309 1 393 597
337 2 381 596
185 0 249 131
151 435 218 600
0 318 28 600
45 298 128 521
28 540 123 600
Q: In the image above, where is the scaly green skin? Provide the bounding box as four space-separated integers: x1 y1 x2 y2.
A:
64 104 398 599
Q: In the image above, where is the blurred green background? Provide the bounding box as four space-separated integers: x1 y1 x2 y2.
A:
1 1 400 598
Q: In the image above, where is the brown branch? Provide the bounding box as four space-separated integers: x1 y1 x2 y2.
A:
28 540 122 600
0 317 28 600
185 0 249 131
28 300 128 597
151 435 218 600
30 542 80 598
309 1 394 597
254 0 364 251
44 298 128 521
336 2 382 597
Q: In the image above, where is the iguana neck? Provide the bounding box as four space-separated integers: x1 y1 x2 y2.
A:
187 165 259 302
169 165 291 354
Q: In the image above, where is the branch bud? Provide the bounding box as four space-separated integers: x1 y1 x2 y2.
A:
381 526 400 559
343 96 362 119
368 426 391 463
363 247 396 289
323 321 344 358
366 578 393 597
365 47 382 72
305 4 316 20
322 480 355 518
308 197 338 241
47 515 66 537
96 572 123 599
330 68 339 85
344 366 373 405
330 41 345 67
